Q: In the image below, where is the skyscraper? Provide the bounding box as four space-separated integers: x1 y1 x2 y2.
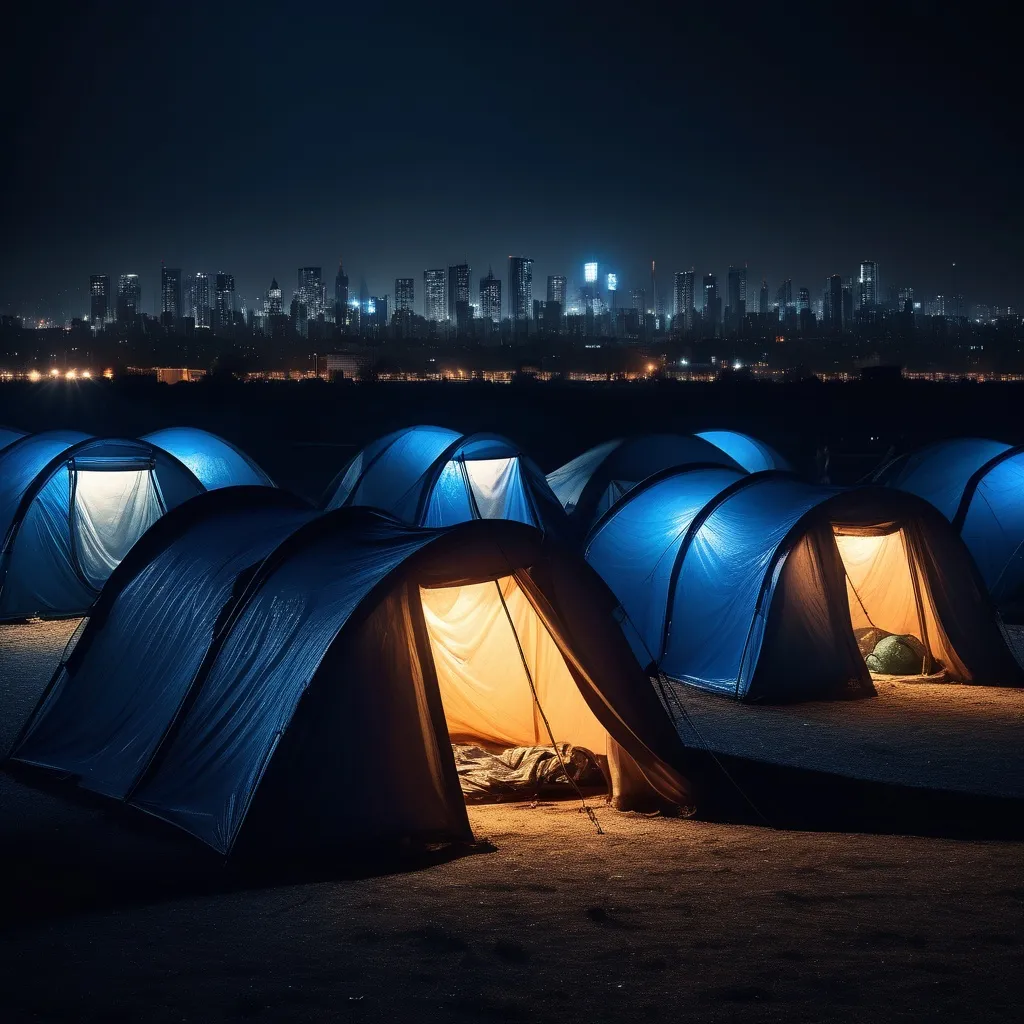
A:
480 270 501 323
726 266 747 333
90 275 110 325
298 267 324 321
702 274 719 332
214 273 235 330
116 274 141 322
447 263 471 322
508 257 533 323
776 279 793 321
267 278 282 314
334 258 349 324
858 260 878 311
395 277 415 312
188 273 210 327
759 280 769 319
423 269 446 321
826 275 843 331
547 275 566 306
161 265 182 322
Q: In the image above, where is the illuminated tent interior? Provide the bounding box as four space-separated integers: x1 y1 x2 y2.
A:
322 425 567 536
143 426 275 490
585 468 1022 702
695 430 792 474
0 425 25 451
545 434 744 533
13 498 693 857
0 432 205 620
876 438 1024 609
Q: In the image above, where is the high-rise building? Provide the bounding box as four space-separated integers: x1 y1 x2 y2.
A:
583 262 598 284
395 277 415 312
447 263 471 322
298 267 324 321
480 270 502 322
797 287 810 312
547 275 566 306
90 275 110 325
726 266 747 333
188 273 210 327
161 265 182 322
508 257 533 323
214 273 235 330
776 279 793 321
370 295 389 328
334 259 349 323
826 275 843 331
858 260 878 311
423 269 446 322
116 274 141 322
702 274 719 331
267 278 283 314
631 289 646 314
759 280 769 319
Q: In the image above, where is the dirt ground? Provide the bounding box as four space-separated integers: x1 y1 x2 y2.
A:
1 621 1022 1022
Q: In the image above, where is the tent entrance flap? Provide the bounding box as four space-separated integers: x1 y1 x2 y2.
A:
833 526 936 675
418 576 607 754
73 469 165 589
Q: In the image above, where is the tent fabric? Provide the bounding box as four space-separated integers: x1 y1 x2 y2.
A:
323 426 567 537
0 434 205 620
545 435 744 533
695 430 792 473
143 427 275 490
876 438 1024 606
586 469 1022 702
13 511 695 856
0 426 26 451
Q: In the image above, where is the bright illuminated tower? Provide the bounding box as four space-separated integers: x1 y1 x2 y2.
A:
161 264 182 322
423 269 446 321
298 267 324 320
395 277 414 312
508 257 533 322
547 275 566 306
858 260 878 311
189 273 210 327
447 263 471 321
480 269 502 322
214 273 235 329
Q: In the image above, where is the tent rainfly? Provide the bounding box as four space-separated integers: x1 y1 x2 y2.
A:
12 491 693 857
695 430 792 474
143 427 275 490
322 425 567 536
0 426 26 452
585 467 1023 702
545 434 744 533
0 431 206 620
875 438 1024 609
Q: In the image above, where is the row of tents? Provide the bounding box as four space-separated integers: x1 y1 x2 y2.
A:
2 421 1022 855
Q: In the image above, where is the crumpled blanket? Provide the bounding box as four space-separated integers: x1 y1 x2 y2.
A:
453 743 604 802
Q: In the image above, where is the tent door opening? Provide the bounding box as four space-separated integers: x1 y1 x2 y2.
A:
833 526 937 677
419 575 609 803
71 467 165 590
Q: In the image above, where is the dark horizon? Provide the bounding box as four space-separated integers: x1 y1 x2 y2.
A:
4 1 1021 320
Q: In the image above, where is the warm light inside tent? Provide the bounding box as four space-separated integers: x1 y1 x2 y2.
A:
420 576 607 753
74 469 164 588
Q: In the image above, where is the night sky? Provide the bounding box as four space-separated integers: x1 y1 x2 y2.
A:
4 1 1020 319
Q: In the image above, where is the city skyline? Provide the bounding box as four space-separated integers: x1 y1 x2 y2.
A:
3 3 1019 320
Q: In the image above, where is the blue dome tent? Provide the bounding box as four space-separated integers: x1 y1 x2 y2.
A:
585 467 1021 702
695 430 792 474
0 432 206 620
545 434 743 533
0 426 25 451
143 427 275 490
875 438 1024 608
13 495 694 857
323 425 567 536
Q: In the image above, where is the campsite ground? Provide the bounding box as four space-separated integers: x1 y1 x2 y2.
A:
2 621 1022 1023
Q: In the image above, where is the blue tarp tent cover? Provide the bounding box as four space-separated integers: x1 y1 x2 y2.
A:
323 425 567 536
13 493 694 856
143 427 275 490
0 432 205 619
586 467 1021 702
0 426 26 451
695 430 792 474
545 434 744 532
876 438 1024 607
